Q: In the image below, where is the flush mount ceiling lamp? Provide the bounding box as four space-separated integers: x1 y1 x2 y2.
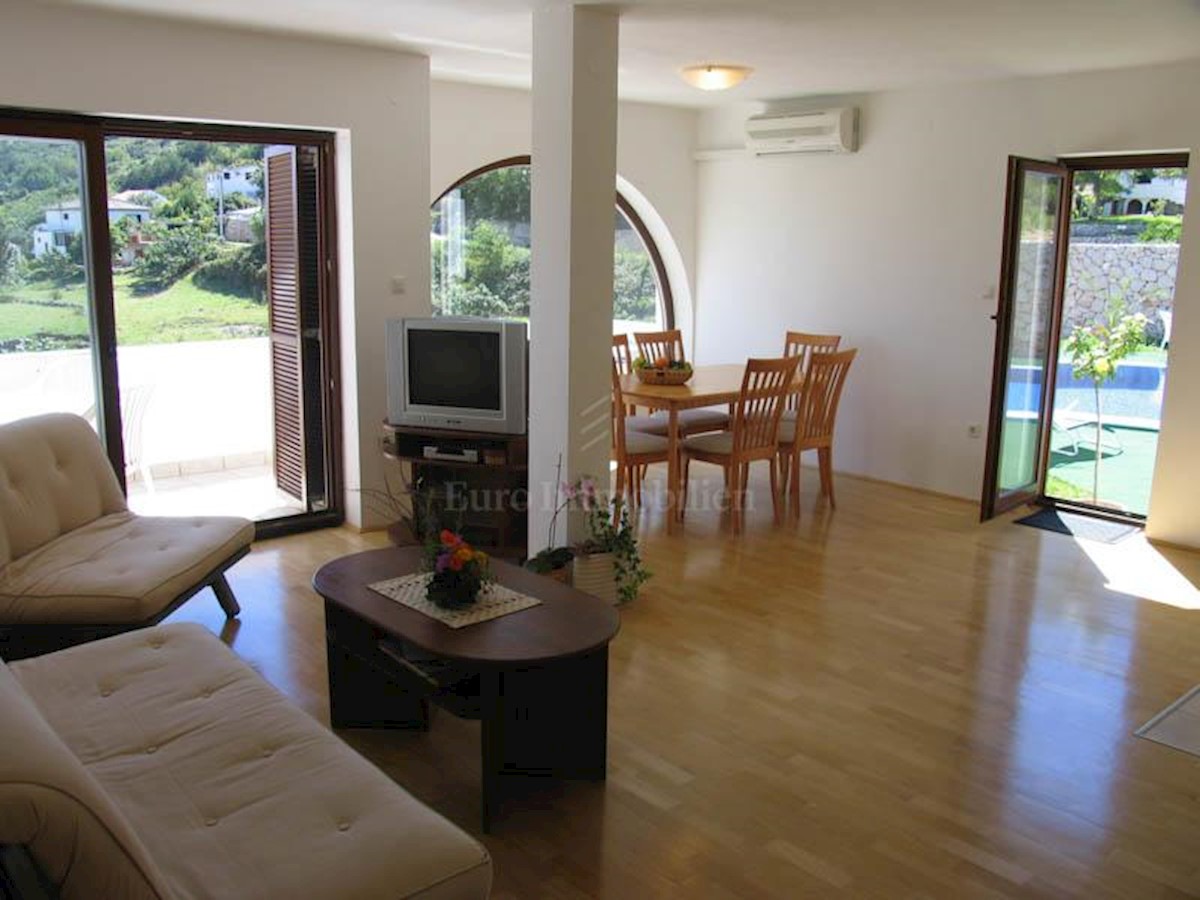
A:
679 64 754 91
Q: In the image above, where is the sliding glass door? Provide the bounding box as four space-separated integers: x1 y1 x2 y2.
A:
0 133 103 427
0 110 341 536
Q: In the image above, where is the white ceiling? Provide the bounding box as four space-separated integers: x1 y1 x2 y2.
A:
65 0 1200 107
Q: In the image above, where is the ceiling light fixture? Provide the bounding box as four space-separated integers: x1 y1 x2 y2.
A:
679 64 753 91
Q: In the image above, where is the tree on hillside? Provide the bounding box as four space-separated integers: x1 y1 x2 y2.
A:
459 166 531 227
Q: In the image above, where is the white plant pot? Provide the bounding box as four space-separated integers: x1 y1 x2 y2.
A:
571 552 618 605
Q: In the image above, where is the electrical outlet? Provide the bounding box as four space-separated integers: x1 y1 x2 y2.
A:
967 424 983 439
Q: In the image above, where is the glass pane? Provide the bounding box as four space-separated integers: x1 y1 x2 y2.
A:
430 163 666 330
997 169 1062 494
612 206 664 333
0 135 99 427
104 137 299 521
1046 164 1187 515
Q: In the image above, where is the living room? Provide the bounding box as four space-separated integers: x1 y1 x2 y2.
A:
3 0 1200 897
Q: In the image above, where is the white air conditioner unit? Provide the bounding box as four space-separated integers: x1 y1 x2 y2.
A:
745 108 858 155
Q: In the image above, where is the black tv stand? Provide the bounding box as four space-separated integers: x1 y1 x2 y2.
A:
381 422 528 560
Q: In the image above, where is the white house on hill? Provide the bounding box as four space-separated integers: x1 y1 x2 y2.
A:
206 164 260 200
32 199 152 257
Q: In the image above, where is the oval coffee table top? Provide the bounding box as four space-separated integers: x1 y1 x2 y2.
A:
313 547 620 666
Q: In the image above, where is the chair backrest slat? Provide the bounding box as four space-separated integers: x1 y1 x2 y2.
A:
783 331 841 378
611 360 628 458
634 329 685 365
783 331 841 411
732 356 800 454
794 349 857 443
612 334 635 375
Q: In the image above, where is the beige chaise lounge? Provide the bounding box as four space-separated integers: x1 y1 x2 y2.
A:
0 622 492 899
0 413 254 659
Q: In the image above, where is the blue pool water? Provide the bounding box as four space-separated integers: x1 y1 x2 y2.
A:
1006 362 1165 424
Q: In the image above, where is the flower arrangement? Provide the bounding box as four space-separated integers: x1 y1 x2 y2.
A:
424 529 492 609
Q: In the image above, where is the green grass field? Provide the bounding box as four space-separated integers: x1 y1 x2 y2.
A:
0 272 267 350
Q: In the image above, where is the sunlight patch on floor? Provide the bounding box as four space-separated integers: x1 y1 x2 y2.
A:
1074 533 1200 610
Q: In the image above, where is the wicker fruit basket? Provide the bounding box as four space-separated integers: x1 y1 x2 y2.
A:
635 365 693 386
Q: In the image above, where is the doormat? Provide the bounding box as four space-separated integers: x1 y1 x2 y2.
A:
1014 508 1140 544
1135 685 1200 758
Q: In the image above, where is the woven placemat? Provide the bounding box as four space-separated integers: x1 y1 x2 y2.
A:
367 572 542 629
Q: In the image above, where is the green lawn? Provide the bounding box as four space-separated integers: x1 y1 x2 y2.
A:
999 416 1157 516
0 272 267 350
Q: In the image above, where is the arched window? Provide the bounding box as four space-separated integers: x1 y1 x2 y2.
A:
1126 199 1144 215
431 156 673 331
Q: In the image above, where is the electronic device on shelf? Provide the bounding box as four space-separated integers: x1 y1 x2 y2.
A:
422 445 480 464
386 316 528 435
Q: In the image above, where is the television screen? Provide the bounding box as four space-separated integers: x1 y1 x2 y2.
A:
407 329 503 411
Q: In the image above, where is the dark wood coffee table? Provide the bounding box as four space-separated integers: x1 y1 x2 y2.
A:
313 547 620 831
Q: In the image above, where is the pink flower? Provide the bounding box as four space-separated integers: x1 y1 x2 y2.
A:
561 481 578 500
580 477 597 498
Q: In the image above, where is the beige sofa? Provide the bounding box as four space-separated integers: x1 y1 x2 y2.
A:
0 622 492 899
0 414 254 659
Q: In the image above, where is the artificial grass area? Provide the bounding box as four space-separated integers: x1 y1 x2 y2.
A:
0 271 266 348
999 417 1158 516
1045 424 1158 516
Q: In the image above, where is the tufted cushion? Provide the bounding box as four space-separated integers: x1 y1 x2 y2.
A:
0 512 254 625
0 655 172 900
0 413 126 566
624 428 670 456
683 431 734 456
10 623 493 900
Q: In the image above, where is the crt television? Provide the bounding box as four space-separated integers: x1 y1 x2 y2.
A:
386 317 528 434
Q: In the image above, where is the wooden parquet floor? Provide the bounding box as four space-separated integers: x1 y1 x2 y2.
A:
167 464 1200 898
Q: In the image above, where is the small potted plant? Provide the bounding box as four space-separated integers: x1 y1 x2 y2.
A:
525 453 575 582
424 529 492 609
566 476 650 605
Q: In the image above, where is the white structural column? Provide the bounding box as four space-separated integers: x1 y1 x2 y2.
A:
528 4 620 548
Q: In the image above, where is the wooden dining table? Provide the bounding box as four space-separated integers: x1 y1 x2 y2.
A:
619 363 781 533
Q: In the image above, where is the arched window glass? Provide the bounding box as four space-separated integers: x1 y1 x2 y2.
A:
431 159 672 331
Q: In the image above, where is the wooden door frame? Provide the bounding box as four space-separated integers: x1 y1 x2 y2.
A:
0 106 343 536
981 156 1072 520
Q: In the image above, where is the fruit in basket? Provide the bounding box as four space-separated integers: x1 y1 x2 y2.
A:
654 355 670 369
633 355 692 373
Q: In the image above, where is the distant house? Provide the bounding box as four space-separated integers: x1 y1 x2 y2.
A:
111 188 168 207
223 206 261 243
1104 176 1188 216
32 199 153 258
206 165 261 200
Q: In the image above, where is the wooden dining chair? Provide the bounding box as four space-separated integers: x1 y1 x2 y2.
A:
777 331 844 494
629 328 729 437
777 348 857 517
612 361 670 505
680 355 800 533
612 333 636 375
783 332 841 381
633 329 686 365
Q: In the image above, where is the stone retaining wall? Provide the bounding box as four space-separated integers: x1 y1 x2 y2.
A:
1012 241 1178 350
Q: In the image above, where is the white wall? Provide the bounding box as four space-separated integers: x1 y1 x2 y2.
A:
429 79 699 348
694 59 1200 547
0 0 432 528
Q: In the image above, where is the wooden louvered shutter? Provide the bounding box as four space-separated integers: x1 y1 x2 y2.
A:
265 146 304 500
